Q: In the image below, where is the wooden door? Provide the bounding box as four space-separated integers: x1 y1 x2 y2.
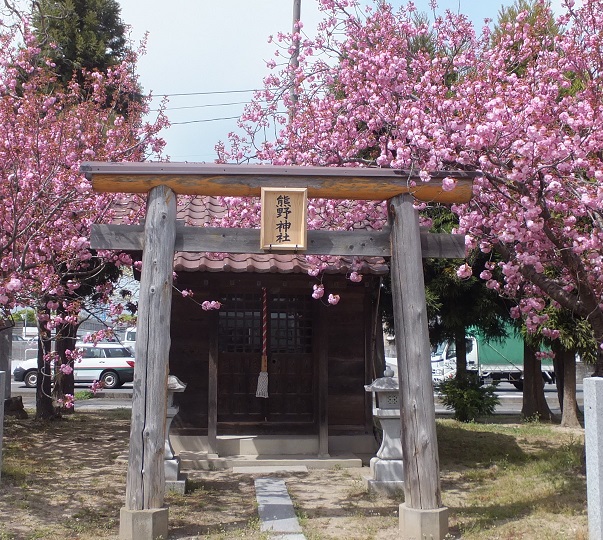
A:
217 292 315 432
266 295 314 424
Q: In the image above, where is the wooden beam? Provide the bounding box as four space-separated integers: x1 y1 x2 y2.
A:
125 185 176 511
389 193 442 511
90 224 466 259
316 302 329 457
81 162 477 204
420 230 465 259
207 312 218 455
364 292 375 435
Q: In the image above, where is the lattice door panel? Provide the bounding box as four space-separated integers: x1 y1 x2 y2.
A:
217 292 315 425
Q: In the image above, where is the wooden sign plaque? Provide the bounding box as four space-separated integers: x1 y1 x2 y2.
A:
260 187 307 251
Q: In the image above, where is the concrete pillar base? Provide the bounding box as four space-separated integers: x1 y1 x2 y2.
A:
166 479 187 495
585 377 603 540
165 457 182 481
399 503 448 540
119 507 169 540
366 477 405 496
370 456 404 481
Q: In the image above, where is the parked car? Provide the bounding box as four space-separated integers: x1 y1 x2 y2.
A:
11 334 36 344
13 342 135 389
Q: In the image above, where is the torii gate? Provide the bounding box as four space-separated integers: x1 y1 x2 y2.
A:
82 162 476 540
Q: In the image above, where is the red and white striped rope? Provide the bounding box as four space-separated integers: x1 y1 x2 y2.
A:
261 287 268 358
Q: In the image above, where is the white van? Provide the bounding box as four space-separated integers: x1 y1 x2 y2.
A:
13 342 135 389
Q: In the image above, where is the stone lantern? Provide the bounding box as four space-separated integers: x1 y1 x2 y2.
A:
364 366 404 495
165 375 187 494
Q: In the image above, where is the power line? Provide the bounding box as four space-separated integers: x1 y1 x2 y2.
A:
170 116 242 125
169 111 287 126
153 89 260 98
150 101 255 112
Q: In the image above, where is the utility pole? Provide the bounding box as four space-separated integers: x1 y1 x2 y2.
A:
289 0 301 120
292 0 301 71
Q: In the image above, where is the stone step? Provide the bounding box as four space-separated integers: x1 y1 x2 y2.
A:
234 465 308 474
179 452 230 471
171 433 377 457
179 453 364 471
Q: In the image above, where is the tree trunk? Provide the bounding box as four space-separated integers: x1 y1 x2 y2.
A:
35 310 57 420
552 341 565 412
54 321 78 410
560 347 581 428
455 333 467 381
0 321 12 400
585 310 603 375
522 341 554 421
594 346 603 377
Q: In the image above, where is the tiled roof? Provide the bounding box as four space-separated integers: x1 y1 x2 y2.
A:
111 195 388 275
173 252 388 275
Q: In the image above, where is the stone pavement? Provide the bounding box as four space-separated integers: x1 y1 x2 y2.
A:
255 477 307 540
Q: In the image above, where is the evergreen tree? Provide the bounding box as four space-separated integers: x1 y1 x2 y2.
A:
32 0 128 85
381 206 511 381
423 207 511 380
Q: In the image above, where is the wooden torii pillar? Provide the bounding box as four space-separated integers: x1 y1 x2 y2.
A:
82 162 476 540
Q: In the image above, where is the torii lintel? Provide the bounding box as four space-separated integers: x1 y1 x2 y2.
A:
80 162 477 204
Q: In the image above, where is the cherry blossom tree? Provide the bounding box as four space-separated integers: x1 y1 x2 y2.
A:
219 0 603 379
0 23 167 417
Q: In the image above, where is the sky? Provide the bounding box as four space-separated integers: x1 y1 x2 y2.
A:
117 0 567 163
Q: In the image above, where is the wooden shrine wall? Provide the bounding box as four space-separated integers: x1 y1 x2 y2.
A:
168 271 382 435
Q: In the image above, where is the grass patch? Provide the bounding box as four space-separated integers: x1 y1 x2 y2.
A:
437 419 587 539
97 407 132 420
64 507 118 534
0 461 30 486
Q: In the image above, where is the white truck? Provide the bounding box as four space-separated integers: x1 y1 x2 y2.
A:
123 327 136 352
431 331 555 390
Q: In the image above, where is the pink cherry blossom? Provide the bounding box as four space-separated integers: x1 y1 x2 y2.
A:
456 264 473 280
6 278 22 291
201 300 222 311
0 21 167 412
59 364 73 375
218 0 603 371
442 177 457 192
57 394 74 409
349 272 363 283
90 380 104 394
312 284 325 299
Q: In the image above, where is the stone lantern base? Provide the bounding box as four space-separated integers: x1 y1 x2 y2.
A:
366 456 404 495
165 456 187 495
165 376 188 495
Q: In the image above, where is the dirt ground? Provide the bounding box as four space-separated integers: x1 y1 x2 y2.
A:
0 409 588 539
0 410 402 540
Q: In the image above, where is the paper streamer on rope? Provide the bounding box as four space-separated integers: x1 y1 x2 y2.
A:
256 287 269 398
